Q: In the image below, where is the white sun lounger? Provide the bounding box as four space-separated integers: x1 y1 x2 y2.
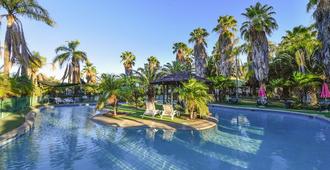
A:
143 102 160 117
161 104 178 120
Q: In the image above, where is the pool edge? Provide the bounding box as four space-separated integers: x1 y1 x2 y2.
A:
209 104 330 124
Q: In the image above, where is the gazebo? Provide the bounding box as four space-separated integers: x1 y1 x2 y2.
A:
151 72 211 104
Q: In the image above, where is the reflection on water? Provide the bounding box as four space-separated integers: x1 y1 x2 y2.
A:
0 106 330 170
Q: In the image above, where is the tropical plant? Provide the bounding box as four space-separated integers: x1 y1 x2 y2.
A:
277 25 320 74
120 75 144 108
82 61 97 84
53 40 88 84
213 15 237 77
241 2 278 87
189 28 209 77
177 79 214 119
96 74 122 115
208 76 234 101
307 0 330 77
135 61 162 104
173 42 192 64
162 61 188 75
20 52 47 84
289 72 321 105
120 51 136 76
147 56 160 72
1 0 54 75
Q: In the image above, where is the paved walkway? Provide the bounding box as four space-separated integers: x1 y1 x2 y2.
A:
91 114 217 131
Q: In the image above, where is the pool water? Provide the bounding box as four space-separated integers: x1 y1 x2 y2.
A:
0 106 330 170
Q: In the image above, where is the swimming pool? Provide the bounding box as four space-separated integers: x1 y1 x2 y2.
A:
0 106 329 170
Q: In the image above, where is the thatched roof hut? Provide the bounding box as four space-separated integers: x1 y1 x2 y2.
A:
151 72 211 85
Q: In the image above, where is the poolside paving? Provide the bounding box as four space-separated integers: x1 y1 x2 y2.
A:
91 114 217 131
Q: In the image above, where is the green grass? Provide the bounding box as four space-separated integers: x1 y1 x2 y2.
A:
105 104 188 124
0 108 32 135
0 113 25 135
216 99 330 118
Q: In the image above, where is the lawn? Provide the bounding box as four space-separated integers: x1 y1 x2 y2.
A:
216 99 330 118
0 113 25 135
105 104 188 124
0 108 32 136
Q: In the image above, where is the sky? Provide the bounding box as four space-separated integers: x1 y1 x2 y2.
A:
0 0 315 78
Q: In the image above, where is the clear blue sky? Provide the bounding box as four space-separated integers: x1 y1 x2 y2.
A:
11 0 314 77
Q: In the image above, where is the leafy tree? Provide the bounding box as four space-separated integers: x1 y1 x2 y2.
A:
241 2 278 87
189 28 209 77
120 51 136 76
177 79 214 119
1 0 54 75
53 40 88 84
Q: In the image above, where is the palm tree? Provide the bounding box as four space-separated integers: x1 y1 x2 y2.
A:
135 61 161 104
173 42 189 63
307 0 330 77
177 79 213 119
82 61 97 84
162 61 188 75
53 41 88 84
277 25 320 74
1 0 54 75
213 15 237 77
120 51 136 76
189 28 209 78
96 74 122 116
147 56 160 72
28 52 46 84
241 2 278 88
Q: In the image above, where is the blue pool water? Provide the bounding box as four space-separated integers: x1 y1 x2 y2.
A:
1 106 330 170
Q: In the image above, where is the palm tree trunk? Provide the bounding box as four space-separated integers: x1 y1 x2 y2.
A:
194 43 207 78
3 36 11 75
316 0 330 76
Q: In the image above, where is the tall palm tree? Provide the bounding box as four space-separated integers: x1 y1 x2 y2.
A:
189 28 209 78
28 52 46 84
1 0 54 75
241 2 278 88
307 0 330 77
213 15 237 77
53 40 88 84
82 61 97 84
173 42 189 63
120 51 136 76
147 56 160 72
135 61 161 104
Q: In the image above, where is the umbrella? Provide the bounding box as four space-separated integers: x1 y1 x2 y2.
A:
320 82 330 99
258 86 266 97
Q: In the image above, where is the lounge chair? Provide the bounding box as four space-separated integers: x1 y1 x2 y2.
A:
161 104 178 120
143 102 160 117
